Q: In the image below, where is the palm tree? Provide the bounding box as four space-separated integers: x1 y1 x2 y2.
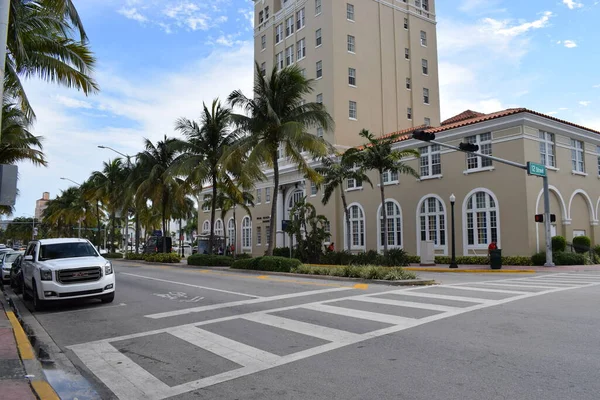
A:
316 150 371 252
80 177 105 250
5 0 98 119
90 159 127 252
357 129 419 254
228 64 334 255
135 136 180 252
173 99 239 254
0 101 46 166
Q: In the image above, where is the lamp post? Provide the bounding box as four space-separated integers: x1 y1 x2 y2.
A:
60 177 83 239
98 145 135 254
449 193 458 268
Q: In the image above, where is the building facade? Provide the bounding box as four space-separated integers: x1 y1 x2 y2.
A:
34 192 50 220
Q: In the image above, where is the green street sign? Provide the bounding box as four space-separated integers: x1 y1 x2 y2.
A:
527 162 546 177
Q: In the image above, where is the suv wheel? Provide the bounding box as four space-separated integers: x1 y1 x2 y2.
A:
101 292 115 303
22 279 31 300
32 281 46 311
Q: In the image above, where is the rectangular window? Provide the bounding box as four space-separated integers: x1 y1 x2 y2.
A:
285 44 294 66
296 38 306 60
311 182 317 196
407 107 412 120
316 60 322 78
257 188 262 204
406 77 411 90
348 68 356 86
256 227 262 245
276 24 283 43
265 6 269 19
571 139 585 173
299 68 306 77
349 101 357 119
315 0 322 15
539 131 555 168
276 52 284 70
261 35 266 50
347 3 354 21
296 8 305 30
422 59 428 75
317 127 323 138
423 88 429 104
316 93 323 103
382 169 399 184
405 48 410 60
266 225 271 245
404 17 408 29
347 35 355 52
420 144 441 177
260 62 266 76
266 187 271 203
202 195 210 211
259 11 264 24
424 117 431 126
315 28 322 46
422 0 429 11
466 133 492 170
324 221 331 234
347 164 362 189
420 30 427 46
285 16 294 37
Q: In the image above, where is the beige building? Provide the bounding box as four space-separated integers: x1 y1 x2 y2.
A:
254 0 440 147
34 192 50 220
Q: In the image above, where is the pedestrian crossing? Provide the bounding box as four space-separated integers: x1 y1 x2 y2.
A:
67 273 600 400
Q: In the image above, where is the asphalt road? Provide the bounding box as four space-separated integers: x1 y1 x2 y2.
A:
12 261 600 400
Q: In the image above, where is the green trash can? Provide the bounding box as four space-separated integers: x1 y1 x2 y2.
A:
490 249 502 269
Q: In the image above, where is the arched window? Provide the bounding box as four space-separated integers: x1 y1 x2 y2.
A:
419 197 446 247
215 219 224 238
378 200 402 249
241 216 252 249
347 204 365 249
227 218 235 246
202 220 210 234
465 191 498 247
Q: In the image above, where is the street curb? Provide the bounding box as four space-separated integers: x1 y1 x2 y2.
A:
1 291 60 400
403 267 536 274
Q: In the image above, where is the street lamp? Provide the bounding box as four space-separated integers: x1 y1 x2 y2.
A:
60 177 83 239
97 145 131 167
449 193 458 269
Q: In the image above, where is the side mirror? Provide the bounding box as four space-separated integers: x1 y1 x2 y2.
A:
24 255 33 261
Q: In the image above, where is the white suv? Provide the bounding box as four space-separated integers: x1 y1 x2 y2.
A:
21 238 116 310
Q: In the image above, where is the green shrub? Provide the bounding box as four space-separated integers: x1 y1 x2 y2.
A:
552 236 566 252
532 251 585 266
293 264 416 280
104 252 123 259
144 253 181 263
502 256 533 266
406 255 421 264
382 248 410 267
572 236 591 254
434 255 532 266
187 254 233 267
125 253 146 260
273 247 291 257
531 252 546 266
320 251 355 266
235 253 252 260
232 256 302 272
594 245 600 257
351 250 383 266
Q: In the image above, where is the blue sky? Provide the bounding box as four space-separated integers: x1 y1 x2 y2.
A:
11 0 600 218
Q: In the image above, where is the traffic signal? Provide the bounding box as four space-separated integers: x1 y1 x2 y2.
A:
535 214 557 223
412 129 435 142
458 142 480 152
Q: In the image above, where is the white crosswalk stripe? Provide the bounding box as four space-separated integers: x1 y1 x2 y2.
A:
67 273 600 399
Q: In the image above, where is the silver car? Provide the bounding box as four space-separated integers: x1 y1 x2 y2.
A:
1 251 23 282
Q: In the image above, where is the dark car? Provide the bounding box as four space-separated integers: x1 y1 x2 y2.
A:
9 254 24 293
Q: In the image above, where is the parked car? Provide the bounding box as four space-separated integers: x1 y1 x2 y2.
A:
1 251 24 283
10 254 24 293
21 238 116 311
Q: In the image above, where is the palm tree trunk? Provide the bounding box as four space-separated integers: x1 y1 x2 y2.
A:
266 151 279 256
379 171 387 254
135 209 140 254
209 175 217 255
162 200 167 253
111 210 116 253
96 201 101 251
233 206 237 259
341 191 351 252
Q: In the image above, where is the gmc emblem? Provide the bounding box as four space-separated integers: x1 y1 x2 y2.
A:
73 272 87 277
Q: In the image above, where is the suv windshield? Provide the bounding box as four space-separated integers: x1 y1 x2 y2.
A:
39 242 98 261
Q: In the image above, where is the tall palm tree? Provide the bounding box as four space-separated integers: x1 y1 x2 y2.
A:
358 129 419 254
173 99 239 254
136 136 180 251
316 150 371 252
228 64 334 256
80 177 105 250
0 101 46 165
5 0 98 119
90 159 127 252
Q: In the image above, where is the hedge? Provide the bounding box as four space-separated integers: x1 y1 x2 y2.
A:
433 256 533 266
124 252 181 263
187 254 234 267
232 256 302 272
552 236 567 252
294 264 417 280
572 236 591 254
532 251 585 266
104 252 123 259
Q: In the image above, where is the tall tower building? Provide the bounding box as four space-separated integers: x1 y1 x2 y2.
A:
254 0 440 147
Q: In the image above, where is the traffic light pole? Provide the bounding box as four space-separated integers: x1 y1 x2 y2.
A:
424 138 554 267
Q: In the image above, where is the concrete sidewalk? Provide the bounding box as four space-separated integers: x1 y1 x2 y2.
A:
406 263 600 273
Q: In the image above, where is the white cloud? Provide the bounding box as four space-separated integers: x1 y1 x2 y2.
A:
118 7 147 23
563 0 584 9
559 107 569 110
579 101 591 106
547 111 559 115
563 40 577 48
54 95 93 109
593 84 600 88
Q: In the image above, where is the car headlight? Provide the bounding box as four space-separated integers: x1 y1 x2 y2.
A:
40 269 52 281
104 261 113 275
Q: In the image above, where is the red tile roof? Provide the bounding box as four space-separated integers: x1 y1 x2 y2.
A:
441 109 485 125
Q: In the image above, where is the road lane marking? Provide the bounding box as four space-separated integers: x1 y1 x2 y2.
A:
353 284 369 290
242 313 361 343
358 296 459 312
302 303 418 326
119 272 261 299
446 286 528 294
6 311 35 360
145 287 354 319
387 290 494 304
478 282 574 290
